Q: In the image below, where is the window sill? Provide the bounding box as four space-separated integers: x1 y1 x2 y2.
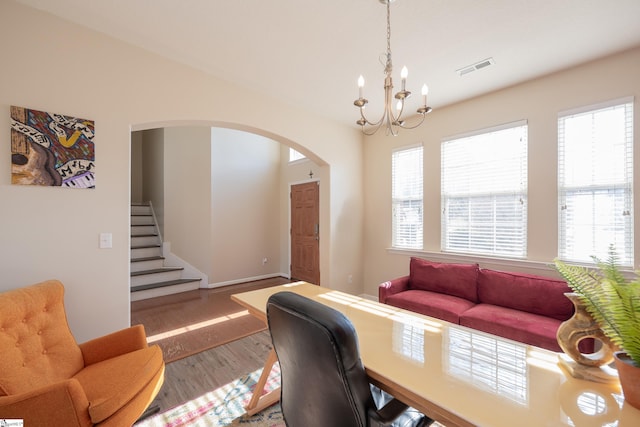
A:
386 248 557 275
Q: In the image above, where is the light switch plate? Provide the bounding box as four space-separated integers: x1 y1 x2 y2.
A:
99 232 112 249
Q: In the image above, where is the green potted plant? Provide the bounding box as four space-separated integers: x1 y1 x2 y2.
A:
554 247 640 409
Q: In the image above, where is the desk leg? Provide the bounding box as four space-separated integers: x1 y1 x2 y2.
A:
245 348 281 416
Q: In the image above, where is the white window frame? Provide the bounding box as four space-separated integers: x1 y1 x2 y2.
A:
558 97 634 266
289 147 306 163
441 121 528 258
392 144 423 249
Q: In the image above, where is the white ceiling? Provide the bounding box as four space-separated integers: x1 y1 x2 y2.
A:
14 0 640 128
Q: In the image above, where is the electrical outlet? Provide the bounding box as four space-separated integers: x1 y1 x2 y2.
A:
262 257 268 265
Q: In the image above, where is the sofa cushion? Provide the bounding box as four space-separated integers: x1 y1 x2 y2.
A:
385 290 476 324
459 303 564 352
477 269 573 320
409 257 479 302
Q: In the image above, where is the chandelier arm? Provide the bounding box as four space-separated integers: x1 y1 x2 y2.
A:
397 113 427 130
361 123 385 136
359 108 386 127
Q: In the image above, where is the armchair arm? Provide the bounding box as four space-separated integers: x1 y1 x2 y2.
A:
378 275 410 303
79 324 149 366
0 378 91 427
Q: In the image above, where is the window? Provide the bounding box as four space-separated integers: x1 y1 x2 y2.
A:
392 145 423 249
289 147 306 162
558 98 634 266
441 122 528 258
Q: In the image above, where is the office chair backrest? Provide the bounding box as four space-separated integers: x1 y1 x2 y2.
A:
267 291 375 427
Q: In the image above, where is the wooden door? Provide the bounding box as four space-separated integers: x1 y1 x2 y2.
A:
290 182 320 285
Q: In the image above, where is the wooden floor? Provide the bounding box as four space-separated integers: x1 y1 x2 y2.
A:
133 278 289 415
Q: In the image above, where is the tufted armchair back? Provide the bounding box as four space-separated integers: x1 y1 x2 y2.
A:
0 280 84 396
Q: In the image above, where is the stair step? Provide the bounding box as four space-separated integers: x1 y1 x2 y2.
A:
132 235 161 246
131 246 162 259
131 256 165 263
131 243 161 249
131 267 184 277
131 278 201 293
131 267 185 286
131 228 156 236
131 256 165 273
131 204 152 215
132 216 155 226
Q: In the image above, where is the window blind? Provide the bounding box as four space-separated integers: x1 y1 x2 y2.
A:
441 122 528 258
392 145 423 249
558 98 634 266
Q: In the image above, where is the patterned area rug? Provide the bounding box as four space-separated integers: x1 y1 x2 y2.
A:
136 365 283 427
137 363 444 427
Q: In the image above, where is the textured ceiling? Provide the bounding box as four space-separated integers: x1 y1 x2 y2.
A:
14 0 640 128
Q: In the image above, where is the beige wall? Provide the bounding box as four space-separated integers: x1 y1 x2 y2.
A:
363 47 640 297
130 132 143 203
0 1 363 342
141 129 166 236
164 127 212 278
210 128 281 284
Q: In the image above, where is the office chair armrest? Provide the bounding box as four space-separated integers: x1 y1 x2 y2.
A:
0 378 91 427
80 324 149 365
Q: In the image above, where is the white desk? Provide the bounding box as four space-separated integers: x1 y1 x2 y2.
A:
232 282 640 426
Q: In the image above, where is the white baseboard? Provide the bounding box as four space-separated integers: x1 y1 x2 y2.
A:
205 272 290 289
360 293 378 302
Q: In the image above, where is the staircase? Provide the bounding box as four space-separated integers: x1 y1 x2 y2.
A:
130 203 202 301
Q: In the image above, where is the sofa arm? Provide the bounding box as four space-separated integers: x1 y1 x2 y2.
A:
79 324 149 366
378 276 410 303
0 378 91 427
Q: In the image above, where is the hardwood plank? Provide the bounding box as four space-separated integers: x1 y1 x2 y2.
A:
149 331 273 413
132 278 288 414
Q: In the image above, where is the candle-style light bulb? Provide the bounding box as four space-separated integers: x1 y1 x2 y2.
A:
401 66 408 90
421 84 429 105
358 75 365 99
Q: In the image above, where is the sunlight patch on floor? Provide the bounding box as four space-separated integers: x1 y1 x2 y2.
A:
146 310 251 343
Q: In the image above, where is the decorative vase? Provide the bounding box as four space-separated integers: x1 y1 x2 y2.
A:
614 351 640 410
556 292 614 367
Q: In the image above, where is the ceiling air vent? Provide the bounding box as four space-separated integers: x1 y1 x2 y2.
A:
456 57 495 77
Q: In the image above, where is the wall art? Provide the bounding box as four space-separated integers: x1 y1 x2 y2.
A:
10 106 95 188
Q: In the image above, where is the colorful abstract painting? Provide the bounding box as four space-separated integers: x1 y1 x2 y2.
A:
10 106 95 188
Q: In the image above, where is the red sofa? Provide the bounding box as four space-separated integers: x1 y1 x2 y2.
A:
379 257 587 352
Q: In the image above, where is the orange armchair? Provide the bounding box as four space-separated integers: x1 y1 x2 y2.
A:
0 280 165 426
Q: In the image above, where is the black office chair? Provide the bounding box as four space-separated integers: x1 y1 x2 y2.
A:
266 291 433 427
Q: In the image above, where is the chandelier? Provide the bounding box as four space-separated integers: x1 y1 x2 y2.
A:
353 0 432 136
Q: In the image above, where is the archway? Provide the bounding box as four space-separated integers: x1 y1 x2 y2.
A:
129 121 330 300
